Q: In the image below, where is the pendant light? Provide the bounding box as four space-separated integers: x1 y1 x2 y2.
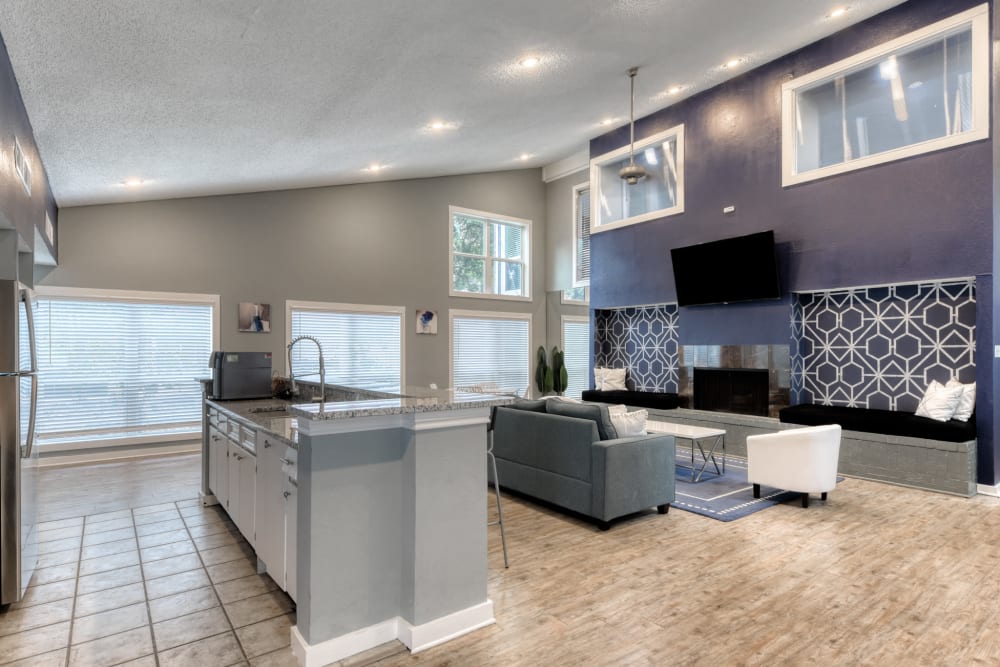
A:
619 66 647 185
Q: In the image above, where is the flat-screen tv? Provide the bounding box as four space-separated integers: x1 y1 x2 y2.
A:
670 230 781 307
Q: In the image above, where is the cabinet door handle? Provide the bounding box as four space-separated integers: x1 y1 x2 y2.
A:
264 440 271 448
234 454 243 461
283 491 291 499
280 457 294 465
211 435 219 442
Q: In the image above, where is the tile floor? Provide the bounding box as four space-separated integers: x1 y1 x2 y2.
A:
0 499 300 666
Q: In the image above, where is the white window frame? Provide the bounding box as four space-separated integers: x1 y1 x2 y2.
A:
448 309 532 391
32 286 220 452
572 181 591 287
781 3 990 187
561 315 590 399
449 205 532 302
561 287 590 305
285 300 406 390
590 124 685 234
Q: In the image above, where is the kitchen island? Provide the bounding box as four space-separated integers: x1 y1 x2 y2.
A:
201 385 514 667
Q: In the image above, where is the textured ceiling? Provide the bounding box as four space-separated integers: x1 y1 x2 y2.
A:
0 0 906 207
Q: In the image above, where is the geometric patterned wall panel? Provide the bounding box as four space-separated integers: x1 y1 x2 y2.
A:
791 279 976 412
594 305 679 392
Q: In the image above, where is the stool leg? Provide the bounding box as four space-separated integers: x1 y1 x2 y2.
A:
487 444 509 568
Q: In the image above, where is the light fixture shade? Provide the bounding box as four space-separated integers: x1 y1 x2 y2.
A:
620 66 647 185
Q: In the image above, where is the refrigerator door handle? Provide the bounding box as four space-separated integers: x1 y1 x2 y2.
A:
20 288 37 373
24 373 37 459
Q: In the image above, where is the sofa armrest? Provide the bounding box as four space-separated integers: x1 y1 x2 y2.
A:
590 434 676 521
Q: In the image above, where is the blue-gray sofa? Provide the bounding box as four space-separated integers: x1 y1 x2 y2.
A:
491 399 676 530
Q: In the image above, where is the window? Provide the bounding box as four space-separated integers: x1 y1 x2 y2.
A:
287 301 404 394
572 183 591 286
561 316 590 399
450 310 531 393
33 287 218 449
450 206 531 300
561 287 589 305
782 4 989 186
590 124 684 233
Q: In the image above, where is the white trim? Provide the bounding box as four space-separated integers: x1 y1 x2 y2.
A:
284 299 407 387
543 148 590 183
37 443 200 468
409 412 490 432
781 4 990 187
570 182 590 288
291 619 399 667
40 431 200 453
448 205 532 301
292 408 491 437
448 309 533 391
399 600 495 653
291 601 494 666
976 483 1000 497
590 124 685 234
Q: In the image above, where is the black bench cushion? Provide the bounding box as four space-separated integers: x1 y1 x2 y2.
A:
582 390 680 411
780 404 976 443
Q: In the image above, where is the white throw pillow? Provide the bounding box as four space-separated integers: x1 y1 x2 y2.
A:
915 380 963 422
609 408 648 437
593 367 627 391
547 395 582 404
946 379 976 422
607 404 628 416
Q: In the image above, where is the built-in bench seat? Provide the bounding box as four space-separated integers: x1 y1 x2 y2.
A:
581 390 680 411
779 404 976 443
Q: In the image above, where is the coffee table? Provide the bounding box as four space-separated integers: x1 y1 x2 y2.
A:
647 421 727 482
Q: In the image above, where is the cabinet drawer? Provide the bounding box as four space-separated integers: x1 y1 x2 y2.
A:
227 419 241 439
240 426 256 451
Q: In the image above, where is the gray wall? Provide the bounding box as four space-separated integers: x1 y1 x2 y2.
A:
45 169 547 388
544 169 588 293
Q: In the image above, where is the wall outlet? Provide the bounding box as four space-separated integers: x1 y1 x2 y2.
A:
723 205 735 214
995 345 1000 358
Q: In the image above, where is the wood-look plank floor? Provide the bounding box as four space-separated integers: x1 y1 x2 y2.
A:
31 454 1000 666
384 479 1000 667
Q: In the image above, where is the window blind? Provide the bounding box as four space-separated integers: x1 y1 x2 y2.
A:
452 315 529 393
562 319 590 399
289 308 402 393
34 297 214 441
574 188 591 284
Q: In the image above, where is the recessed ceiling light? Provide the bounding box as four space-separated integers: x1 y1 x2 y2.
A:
600 118 616 126
722 58 743 70
667 85 684 95
519 56 540 68
121 178 146 187
427 120 458 131
519 153 532 161
363 164 387 173
829 6 848 18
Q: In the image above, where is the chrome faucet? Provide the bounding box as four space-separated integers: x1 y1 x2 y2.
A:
287 335 326 412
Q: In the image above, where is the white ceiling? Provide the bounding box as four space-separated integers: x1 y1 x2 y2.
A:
0 0 906 207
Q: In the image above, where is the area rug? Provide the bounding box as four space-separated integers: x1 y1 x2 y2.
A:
671 448 828 522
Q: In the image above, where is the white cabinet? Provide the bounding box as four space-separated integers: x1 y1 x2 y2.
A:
284 472 297 603
208 425 229 509
227 439 256 547
255 432 284 582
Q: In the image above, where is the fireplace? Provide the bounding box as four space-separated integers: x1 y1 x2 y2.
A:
693 367 770 417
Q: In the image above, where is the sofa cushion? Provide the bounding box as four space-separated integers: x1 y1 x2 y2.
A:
509 398 548 413
780 404 976 443
545 401 618 441
582 390 680 411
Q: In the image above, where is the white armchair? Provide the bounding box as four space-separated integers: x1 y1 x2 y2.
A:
746 424 842 508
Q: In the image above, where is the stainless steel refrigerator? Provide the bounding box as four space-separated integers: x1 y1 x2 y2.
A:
0 280 38 604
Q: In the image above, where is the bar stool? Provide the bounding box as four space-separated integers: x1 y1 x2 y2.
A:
487 406 509 568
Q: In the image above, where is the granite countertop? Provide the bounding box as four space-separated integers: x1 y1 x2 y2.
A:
206 397 299 447
288 385 516 421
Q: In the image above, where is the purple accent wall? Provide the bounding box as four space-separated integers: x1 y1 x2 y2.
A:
589 0 997 483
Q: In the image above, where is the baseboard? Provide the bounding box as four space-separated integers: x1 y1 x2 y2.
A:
977 483 1000 497
38 444 200 468
398 600 495 653
290 600 495 665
